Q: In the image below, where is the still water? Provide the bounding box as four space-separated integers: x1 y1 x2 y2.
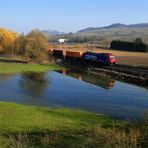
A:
0 70 148 120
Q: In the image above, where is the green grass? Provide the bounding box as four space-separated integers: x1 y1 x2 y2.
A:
0 102 124 133
0 102 130 147
0 62 64 74
0 56 65 74
0 102 147 147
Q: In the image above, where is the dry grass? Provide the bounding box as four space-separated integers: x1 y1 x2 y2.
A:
92 48 148 67
0 125 147 148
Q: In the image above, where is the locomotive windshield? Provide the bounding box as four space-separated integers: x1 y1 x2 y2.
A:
110 55 115 60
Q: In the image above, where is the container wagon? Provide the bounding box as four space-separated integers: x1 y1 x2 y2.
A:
65 50 84 59
52 49 65 58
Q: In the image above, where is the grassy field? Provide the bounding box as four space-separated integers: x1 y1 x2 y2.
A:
0 57 64 74
1 102 146 147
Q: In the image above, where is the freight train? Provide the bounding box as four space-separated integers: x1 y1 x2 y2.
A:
49 49 116 65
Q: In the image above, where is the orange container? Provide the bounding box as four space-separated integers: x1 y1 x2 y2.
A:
66 50 83 58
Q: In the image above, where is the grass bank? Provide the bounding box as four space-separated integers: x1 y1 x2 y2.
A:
0 63 64 74
0 57 64 74
0 102 147 147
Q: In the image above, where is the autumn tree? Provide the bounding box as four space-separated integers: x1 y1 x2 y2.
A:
0 28 18 54
0 28 50 63
17 30 49 63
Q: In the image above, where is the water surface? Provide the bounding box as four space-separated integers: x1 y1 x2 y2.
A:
0 70 148 120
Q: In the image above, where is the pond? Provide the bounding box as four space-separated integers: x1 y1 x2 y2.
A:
0 70 148 120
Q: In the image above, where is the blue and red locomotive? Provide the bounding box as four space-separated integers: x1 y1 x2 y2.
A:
82 52 116 65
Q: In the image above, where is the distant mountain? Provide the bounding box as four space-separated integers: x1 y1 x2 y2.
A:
128 23 148 28
78 23 148 33
103 23 127 29
42 30 65 36
78 27 98 33
47 23 148 46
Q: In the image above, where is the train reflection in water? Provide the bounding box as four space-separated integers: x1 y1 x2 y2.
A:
57 69 115 90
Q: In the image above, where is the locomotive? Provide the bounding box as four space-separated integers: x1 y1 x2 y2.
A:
82 52 116 65
49 49 116 65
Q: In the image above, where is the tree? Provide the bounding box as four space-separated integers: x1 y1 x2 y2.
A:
110 39 148 52
134 38 143 44
17 30 49 63
0 28 18 54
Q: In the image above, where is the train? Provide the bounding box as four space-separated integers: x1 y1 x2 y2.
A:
49 48 116 65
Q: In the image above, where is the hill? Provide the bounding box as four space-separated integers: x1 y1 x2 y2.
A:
78 23 148 33
42 30 65 36
48 23 148 47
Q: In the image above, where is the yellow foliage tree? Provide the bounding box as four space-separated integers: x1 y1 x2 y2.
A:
0 28 18 54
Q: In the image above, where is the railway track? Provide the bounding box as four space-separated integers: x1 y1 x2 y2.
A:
116 64 148 73
63 59 148 77
90 64 148 88
104 64 148 77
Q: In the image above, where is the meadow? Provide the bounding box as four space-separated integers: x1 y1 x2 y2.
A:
0 57 64 74
1 102 147 148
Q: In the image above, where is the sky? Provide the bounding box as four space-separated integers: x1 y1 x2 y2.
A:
0 0 148 33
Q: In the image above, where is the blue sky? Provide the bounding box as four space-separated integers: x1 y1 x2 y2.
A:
0 0 147 33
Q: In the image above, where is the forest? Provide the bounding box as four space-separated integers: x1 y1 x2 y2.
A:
110 38 148 52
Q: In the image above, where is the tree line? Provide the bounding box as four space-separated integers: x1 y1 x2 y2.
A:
0 28 49 63
110 38 148 52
